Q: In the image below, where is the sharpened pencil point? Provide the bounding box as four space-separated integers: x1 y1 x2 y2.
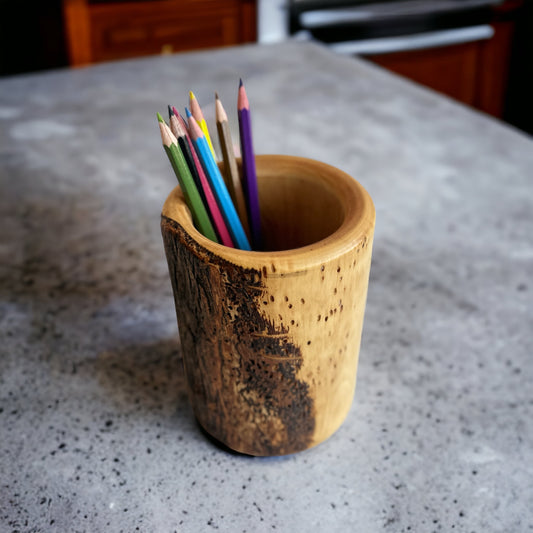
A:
215 93 228 123
237 82 249 111
156 112 164 123
168 105 174 118
215 92 219 100
185 107 192 118
171 112 187 138
187 113 203 140
239 78 243 88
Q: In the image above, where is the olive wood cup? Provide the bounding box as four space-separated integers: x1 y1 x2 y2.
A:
161 154 375 456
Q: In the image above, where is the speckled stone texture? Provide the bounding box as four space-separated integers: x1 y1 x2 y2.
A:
1 42 532 532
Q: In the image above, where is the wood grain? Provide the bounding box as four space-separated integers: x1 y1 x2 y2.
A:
161 155 375 455
63 0 257 67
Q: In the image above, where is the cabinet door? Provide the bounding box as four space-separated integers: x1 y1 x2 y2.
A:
369 41 480 108
366 1 521 119
64 0 257 65
368 19 514 119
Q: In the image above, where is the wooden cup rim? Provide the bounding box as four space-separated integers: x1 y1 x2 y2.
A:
161 154 375 272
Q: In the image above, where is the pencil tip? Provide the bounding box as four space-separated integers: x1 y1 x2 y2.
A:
189 91 195 101
168 105 174 117
156 112 164 123
187 112 202 139
185 107 192 118
239 78 243 88
215 91 219 100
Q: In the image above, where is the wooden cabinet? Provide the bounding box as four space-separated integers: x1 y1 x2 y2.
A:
63 0 257 66
366 1 522 118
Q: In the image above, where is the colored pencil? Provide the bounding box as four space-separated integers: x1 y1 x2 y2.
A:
168 106 234 248
215 92 251 241
168 105 205 204
157 112 218 243
172 106 191 138
238 79 262 250
187 110 251 251
189 91 216 159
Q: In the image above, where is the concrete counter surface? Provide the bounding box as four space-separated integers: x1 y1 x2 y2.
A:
1 41 532 532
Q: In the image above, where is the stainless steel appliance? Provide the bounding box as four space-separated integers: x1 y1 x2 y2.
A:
287 0 502 55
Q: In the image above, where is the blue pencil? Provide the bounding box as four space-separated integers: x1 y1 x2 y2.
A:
187 109 251 251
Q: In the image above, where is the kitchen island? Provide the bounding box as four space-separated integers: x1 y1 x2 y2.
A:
1 41 532 532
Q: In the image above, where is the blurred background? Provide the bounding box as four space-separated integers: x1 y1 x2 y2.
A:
0 0 531 134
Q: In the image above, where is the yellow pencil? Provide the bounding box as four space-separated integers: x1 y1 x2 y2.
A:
189 91 216 159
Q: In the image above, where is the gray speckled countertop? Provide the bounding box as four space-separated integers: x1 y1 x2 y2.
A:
1 41 532 533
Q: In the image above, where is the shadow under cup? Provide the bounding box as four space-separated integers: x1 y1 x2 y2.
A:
161 155 375 456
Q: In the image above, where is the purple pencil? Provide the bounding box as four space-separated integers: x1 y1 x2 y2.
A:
237 79 262 250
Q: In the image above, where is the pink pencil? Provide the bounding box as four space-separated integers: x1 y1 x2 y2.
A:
170 107 234 248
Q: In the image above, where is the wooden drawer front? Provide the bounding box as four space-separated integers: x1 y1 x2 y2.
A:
368 18 514 118
370 42 480 107
88 0 252 62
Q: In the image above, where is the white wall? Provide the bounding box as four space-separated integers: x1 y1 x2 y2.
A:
257 0 289 43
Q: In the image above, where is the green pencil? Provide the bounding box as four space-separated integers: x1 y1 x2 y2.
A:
157 113 218 243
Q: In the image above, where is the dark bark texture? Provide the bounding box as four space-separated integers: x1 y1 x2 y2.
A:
161 215 315 455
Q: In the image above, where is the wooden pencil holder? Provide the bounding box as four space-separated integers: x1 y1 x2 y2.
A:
161 155 375 456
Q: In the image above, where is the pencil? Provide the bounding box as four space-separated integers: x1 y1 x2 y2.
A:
172 106 190 138
168 105 205 205
168 106 234 248
215 92 251 241
238 79 262 250
157 112 218 243
187 110 251 251
189 91 216 159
